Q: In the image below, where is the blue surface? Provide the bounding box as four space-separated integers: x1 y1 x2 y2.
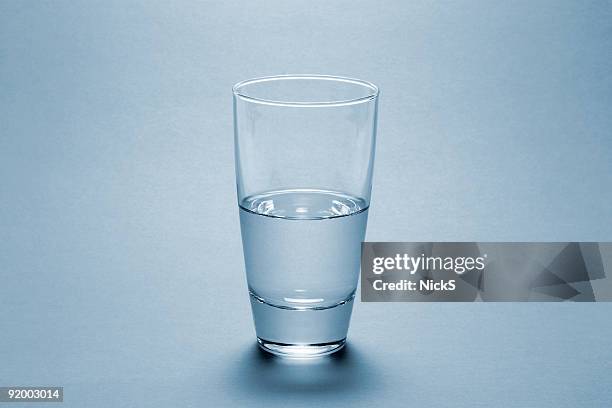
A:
1 1 611 406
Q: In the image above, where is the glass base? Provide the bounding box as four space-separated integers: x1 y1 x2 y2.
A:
257 337 346 358
249 292 354 347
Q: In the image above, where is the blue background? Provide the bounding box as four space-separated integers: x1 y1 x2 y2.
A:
1 1 611 406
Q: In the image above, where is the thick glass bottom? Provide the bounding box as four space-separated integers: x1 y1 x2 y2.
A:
257 337 346 358
249 292 354 348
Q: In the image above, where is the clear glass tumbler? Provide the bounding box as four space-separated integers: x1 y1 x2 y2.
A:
233 75 379 357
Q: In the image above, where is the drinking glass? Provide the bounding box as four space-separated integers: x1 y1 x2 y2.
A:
233 75 379 357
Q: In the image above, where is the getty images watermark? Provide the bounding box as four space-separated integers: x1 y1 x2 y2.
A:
361 242 612 302
371 252 487 292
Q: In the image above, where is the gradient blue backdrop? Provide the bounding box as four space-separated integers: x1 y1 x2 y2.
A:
1 1 611 407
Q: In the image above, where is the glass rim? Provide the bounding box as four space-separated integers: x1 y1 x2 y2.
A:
232 74 379 107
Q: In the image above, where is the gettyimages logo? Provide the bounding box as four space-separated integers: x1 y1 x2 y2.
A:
372 253 487 275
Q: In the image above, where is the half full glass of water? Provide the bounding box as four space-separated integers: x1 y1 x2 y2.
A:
233 75 378 357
